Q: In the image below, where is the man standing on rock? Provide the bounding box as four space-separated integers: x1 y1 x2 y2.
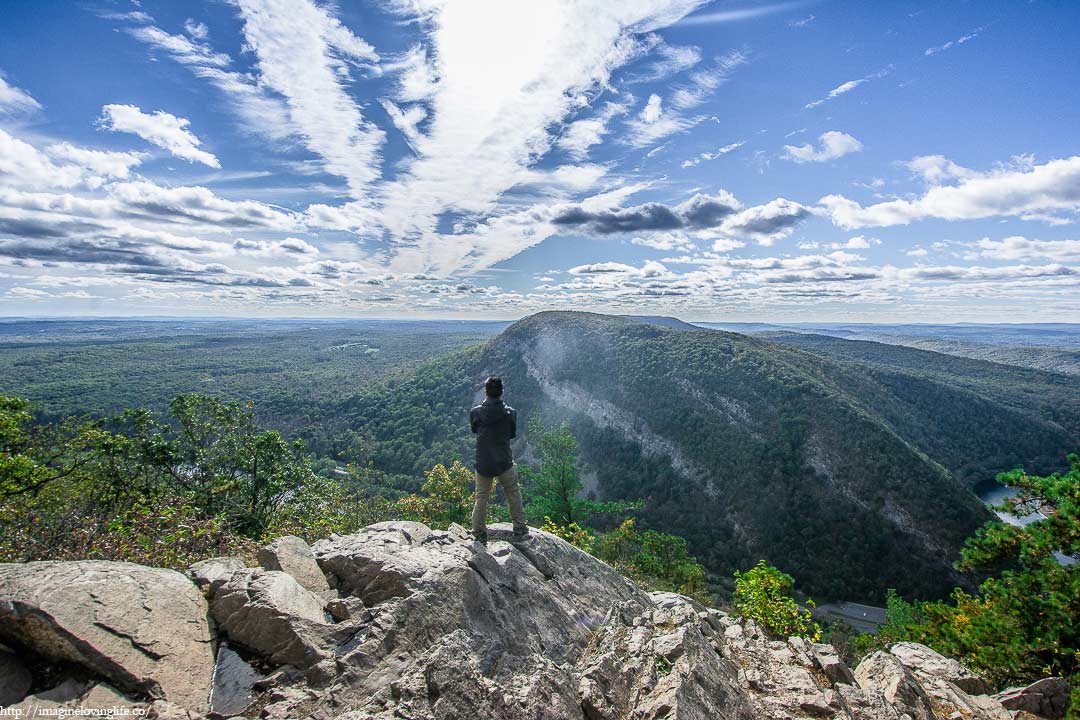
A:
470 376 529 545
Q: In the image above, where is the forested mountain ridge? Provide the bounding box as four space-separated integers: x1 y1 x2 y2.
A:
333 311 1080 601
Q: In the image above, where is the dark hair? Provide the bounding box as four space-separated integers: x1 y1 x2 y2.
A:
484 376 503 397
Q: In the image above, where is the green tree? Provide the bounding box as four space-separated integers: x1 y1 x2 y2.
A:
733 559 820 640
0 396 111 502
905 455 1079 693
594 518 710 603
415 460 474 529
152 394 315 534
521 416 637 527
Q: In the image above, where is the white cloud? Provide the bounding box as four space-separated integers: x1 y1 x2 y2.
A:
99 105 220 168
681 140 744 168
719 198 811 245
380 99 427 152
125 23 296 143
624 114 703 148
107 181 299 230
670 49 748 110
905 155 976 184
842 235 880 249
678 2 811 26
783 131 863 163
0 73 40 113
624 49 747 148
234 237 320 256
631 232 695 251
128 24 230 67
0 130 85 189
973 236 1080 262
821 156 1080 229
45 143 146 182
898 263 1075 282
233 0 384 197
376 0 710 245
805 66 892 109
925 26 985 56
641 93 663 123
626 40 701 83
788 14 815 28
184 19 209 40
557 100 632 160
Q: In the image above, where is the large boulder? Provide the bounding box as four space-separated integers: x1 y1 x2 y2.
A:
577 593 757 720
855 651 936 720
0 646 32 706
187 556 246 593
890 641 992 694
886 642 1010 720
300 522 649 719
258 536 331 596
208 567 334 668
995 677 1072 719
0 561 213 713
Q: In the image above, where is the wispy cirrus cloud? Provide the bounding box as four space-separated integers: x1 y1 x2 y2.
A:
804 65 893 109
557 99 633 160
925 26 986 56
232 0 384 197
125 22 296 143
681 140 744 168
623 49 748 147
373 0 711 266
677 1 812 26
0 73 40 113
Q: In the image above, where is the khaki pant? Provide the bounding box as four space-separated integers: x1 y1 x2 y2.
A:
472 463 528 534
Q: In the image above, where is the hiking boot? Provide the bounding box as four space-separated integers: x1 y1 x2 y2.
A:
510 527 531 543
472 530 488 545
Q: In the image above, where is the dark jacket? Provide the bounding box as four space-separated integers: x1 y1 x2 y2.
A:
470 397 517 477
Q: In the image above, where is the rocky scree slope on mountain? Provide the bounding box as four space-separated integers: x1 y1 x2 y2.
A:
1 522 1069 719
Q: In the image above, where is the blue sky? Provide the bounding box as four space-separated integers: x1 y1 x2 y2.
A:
0 0 1078 320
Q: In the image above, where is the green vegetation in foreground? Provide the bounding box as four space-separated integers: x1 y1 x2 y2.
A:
854 456 1080 716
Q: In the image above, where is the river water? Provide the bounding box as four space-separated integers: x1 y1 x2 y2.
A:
979 484 1075 565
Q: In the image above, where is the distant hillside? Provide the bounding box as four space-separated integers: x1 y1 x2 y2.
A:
619 315 701 331
756 331 1080 481
853 335 1080 376
698 321 1080 376
333 311 1080 601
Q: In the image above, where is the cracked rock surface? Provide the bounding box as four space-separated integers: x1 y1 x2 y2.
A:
0 560 214 713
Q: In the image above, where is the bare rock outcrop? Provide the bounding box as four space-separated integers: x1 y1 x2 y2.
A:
1 523 1064 719
208 568 332 668
0 560 213 713
995 677 1072 720
257 535 331 597
187 556 246 592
